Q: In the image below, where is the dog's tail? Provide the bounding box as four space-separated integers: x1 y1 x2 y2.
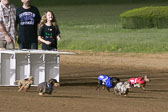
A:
14 80 19 85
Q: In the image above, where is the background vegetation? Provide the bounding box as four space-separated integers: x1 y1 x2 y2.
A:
120 6 168 29
12 0 168 53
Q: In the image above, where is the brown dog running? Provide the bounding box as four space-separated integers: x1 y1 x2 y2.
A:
14 76 34 92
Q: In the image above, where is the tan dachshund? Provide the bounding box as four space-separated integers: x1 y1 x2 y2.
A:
14 76 33 92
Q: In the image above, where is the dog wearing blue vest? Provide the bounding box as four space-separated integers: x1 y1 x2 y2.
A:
96 75 120 92
37 79 60 96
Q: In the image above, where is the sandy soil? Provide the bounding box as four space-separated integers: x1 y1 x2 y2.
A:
0 51 168 112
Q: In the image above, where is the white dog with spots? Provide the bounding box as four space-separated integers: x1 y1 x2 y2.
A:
114 81 131 96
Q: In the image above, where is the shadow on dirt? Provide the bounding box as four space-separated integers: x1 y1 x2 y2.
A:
126 96 156 99
145 89 168 93
129 91 146 93
61 82 97 86
43 95 88 99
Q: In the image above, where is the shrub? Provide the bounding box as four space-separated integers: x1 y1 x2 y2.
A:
120 6 168 29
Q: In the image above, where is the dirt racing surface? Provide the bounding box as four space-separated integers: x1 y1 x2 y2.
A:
0 51 168 112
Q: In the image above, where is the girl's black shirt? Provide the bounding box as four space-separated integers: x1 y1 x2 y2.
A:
39 24 60 50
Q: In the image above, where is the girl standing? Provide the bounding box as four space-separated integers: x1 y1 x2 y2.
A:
38 11 60 50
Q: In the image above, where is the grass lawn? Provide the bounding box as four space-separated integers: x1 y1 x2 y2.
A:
13 1 168 53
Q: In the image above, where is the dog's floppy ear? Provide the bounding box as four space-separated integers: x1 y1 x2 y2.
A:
48 79 53 83
53 79 58 83
48 79 58 84
29 76 33 79
144 75 150 82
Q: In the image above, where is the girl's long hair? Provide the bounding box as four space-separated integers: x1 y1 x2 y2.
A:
39 10 57 29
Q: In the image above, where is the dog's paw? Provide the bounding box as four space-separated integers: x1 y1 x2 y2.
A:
38 93 43 96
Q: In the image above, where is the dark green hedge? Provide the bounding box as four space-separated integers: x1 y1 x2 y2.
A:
120 6 168 29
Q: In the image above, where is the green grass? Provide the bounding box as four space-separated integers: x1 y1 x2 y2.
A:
12 1 168 53
12 0 168 6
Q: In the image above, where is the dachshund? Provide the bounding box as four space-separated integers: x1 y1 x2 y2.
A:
96 75 120 92
37 79 60 96
114 81 131 96
14 76 33 92
128 75 150 90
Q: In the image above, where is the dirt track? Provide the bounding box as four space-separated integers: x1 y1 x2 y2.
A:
0 51 168 112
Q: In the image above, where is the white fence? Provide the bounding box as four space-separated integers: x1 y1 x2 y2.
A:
0 50 74 86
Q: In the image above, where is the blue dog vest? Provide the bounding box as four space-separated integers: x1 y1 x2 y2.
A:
98 75 113 88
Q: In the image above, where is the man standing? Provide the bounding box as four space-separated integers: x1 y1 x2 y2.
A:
0 0 16 50
16 0 41 49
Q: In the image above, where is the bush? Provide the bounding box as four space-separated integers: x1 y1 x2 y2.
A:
120 6 168 29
